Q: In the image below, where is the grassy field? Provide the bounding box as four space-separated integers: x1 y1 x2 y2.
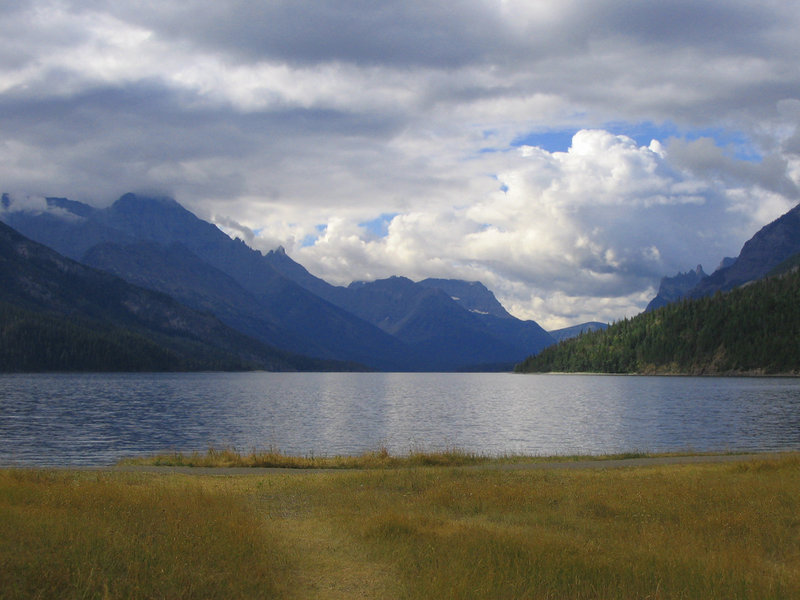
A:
2 453 799 599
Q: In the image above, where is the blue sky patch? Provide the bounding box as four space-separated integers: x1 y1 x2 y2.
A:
613 122 763 162
512 122 762 162
359 213 399 238
511 130 576 153
300 224 327 247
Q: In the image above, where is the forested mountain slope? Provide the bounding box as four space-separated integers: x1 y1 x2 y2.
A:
2 194 421 370
2 193 553 370
0 221 349 372
516 266 800 375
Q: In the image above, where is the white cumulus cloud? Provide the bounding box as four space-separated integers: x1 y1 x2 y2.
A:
287 130 796 328
2 1 800 328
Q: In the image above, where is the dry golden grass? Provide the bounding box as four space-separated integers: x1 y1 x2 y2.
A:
275 453 800 599
117 445 496 469
117 445 702 469
0 470 288 599
3 453 799 599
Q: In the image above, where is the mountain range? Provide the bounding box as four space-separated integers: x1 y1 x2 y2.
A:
548 322 608 343
519 200 800 375
1 193 555 371
517 261 800 375
4 192 798 372
0 219 350 372
646 203 800 311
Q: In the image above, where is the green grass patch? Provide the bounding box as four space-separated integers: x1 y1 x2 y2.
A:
3 453 799 599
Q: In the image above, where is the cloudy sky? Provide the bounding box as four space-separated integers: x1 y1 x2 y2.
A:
2 0 800 328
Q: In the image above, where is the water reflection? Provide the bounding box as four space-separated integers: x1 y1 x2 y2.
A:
1 372 799 466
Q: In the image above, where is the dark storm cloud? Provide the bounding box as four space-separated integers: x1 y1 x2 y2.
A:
0 82 253 164
61 0 499 69
585 0 778 51
100 0 784 67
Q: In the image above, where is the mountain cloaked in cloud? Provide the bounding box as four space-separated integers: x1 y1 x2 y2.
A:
2 1 800 328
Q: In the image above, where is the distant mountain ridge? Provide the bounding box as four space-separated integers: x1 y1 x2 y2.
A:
0 220 345 372
261 241 554 368
646 202 800 309
3 193 419 370
516 265 800 375
548 322 608 343
417 279 513 318
527 201 800 375
645 265 707 312
689 203 800 298
1 192 555 371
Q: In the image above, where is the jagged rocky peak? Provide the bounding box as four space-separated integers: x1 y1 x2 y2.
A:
418 278 512 318
266 245 290 260
3 191 557 370
646 202 800 309
645 265 708 312
689 202 800 299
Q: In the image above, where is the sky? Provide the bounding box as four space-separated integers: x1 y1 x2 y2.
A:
2 1 800 329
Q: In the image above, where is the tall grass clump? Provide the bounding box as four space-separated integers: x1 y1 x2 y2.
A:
119 445 494 469
118 445 703 469
0 470 289 599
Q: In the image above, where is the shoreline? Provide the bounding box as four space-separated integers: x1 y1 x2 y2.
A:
22 450 790 476
517 370 800 377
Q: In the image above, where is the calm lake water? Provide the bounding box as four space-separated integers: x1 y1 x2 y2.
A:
1 372 800 466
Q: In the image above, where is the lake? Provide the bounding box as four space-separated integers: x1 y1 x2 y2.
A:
1 372 799 467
